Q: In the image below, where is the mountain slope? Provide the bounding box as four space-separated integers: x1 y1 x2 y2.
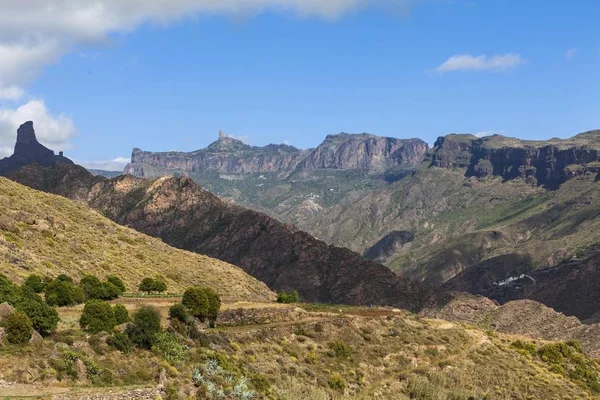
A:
0 177 274 303
9 163 427 310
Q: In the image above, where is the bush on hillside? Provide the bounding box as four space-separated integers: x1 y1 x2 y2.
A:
2 311 33 344
23 274 45 293
107 332 133 353
152 332 189 365
80 275 104 300
107 275 126 294
101 281 121 300
113 304 130 324
15 286 59 336
169 303 189 323
182 287 221 324
276 290 299 304
80 300 117 334
127 306 161 349
45 278 84 307
0 273 18 304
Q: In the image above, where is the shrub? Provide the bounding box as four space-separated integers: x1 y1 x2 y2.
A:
15 290 59 336
23 274 44 293
80 300 117 334
153 332 189 364
169 303 189 323
113 304 130 324
2 311 33 344
107 275 126 293
0 273 17 304
330 340 352 359
107 332 132 353
45 278 84 307
56 274 74 283
127 306 161 349
276 290 299 304
101 281 121 300
80 275 104 300
328 373 346 391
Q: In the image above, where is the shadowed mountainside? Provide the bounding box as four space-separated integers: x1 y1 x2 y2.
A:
8 163 428 310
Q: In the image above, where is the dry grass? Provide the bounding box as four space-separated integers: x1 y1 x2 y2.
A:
0 177 274 303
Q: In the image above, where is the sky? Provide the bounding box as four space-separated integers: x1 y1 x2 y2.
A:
0 0 599 171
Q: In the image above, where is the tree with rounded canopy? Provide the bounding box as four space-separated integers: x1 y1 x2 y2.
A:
15 285 59 336
182 286 221 324
113 303 130 324
107 275 126 294
80 300 117 334
80 275 104 300
2 311 33 344
45 278 84 307
23 274 44 293
138 277 167 294
127 306 161 349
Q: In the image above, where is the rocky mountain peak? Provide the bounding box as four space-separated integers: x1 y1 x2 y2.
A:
0 121 73 175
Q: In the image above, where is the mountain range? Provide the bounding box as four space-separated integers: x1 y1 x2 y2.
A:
123 127 600 321
3 121 600 322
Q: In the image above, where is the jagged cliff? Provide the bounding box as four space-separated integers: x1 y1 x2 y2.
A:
0 121 73 174
124 132 429 177
432 131 600 188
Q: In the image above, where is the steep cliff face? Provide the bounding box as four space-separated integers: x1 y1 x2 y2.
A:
125 132 429 177
298 133 428 171
431 131 600 188
0 121 73 174
125 136 310 176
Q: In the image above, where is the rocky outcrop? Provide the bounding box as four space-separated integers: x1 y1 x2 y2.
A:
431 131 600 188
124 132 428 177
125 135 310 177
297 133 428 171
0 122 73 175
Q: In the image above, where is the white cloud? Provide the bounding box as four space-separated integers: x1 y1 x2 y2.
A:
566 48 577 61
0 0 406 91
435 53 526 73
0 86 25 101
0 100 76 157
76 157 130 171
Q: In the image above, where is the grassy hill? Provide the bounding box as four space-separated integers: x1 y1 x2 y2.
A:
0 177 274 303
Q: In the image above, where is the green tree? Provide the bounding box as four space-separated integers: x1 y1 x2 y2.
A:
107 275 126 293
23 274 44 293
80 275 104 300
56 274 74 283
80 300 117 334
113 304 130 325
101 281 121 300
2 311 33 344
168 303 189 323
182 287 209 321
107 332 132 353
15 286 59 336
205 288 221 325
138 277 156 294
276 290 299 304
182 287 221 324
0 273 17 304
127 306 161 349
152 278 167 294
45 278 84 307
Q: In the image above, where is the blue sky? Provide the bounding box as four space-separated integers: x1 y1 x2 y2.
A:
0 0 599 170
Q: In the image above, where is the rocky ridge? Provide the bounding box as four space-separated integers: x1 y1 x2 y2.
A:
124 131 429 177
0 121 73 174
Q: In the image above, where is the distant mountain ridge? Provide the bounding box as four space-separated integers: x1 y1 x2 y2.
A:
124 131 429 177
